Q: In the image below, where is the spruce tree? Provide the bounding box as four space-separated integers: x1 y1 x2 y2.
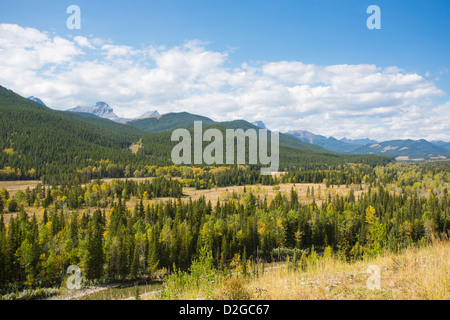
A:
85 210 104 280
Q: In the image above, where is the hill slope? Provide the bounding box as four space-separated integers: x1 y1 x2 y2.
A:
129 113 327 153
127 111 216 133
441 142 450 152
286 130 357 153
0 85 392 181
350 139 448 155
62 111 145 137
138 122 392 170
0 86 144 181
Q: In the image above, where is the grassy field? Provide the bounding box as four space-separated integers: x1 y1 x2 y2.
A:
0 179 366 224
246 239 449 300
0 180 41 195
0 176 168 195
165 238 449 300
3 173 444 215
181 182 365 205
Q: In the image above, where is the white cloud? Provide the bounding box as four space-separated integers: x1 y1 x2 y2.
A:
0 23 449 141
73 36 95 49
0 24 82 70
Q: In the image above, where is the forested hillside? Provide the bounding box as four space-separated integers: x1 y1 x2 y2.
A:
138 123 392 171
127 112 215 133
0 86 392 183
0 86 147 182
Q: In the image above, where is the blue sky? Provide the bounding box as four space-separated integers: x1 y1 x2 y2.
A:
0 0 449 140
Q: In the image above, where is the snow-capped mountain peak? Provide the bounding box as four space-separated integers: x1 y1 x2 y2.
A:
27 96 47 107
67 102 159 123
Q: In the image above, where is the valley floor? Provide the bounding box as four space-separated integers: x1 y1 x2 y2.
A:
0 180 366 224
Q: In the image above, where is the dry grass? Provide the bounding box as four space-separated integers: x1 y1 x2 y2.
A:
0 177 365 208
148 239 449 300
177 182 366 205
0 181 367 225
245 239 449 300
122 183 367 215
0 180 41 196
128 139 143 154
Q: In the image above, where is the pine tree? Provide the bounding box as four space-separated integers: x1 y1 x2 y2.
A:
0 214 6 285
85 210 104 280
147 227 160 277
242 247 247 276
131 244 140 279
42 209 48 225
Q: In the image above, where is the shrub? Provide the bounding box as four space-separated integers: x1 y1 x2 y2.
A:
160 247 220 300
214 276 252 300
7 198 18 212
0 287 60 300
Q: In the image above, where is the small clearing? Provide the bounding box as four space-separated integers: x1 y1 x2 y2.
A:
129 138 143 154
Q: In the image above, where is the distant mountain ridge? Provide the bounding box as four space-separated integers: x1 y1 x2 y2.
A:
67 101 159 123
349 139 448 156
340 137 378 145
136 110 160 119
252 121 267 129
125 112 326 152
286 129 450 160
442 143 450 152
68 102 120 121
18 92 450 161
286 130 359 153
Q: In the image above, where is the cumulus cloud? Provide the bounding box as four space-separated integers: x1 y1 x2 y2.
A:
0 23 448 141
73 36 95 49
0 24 82 70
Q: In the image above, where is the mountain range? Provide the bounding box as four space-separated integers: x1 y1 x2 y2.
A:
2 85 393 182
25 93 450 161
67 102 159 124
285 129 450 160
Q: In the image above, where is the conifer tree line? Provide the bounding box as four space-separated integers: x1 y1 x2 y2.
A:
0 162 449 292
0 164 387 215
0 177 183 212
